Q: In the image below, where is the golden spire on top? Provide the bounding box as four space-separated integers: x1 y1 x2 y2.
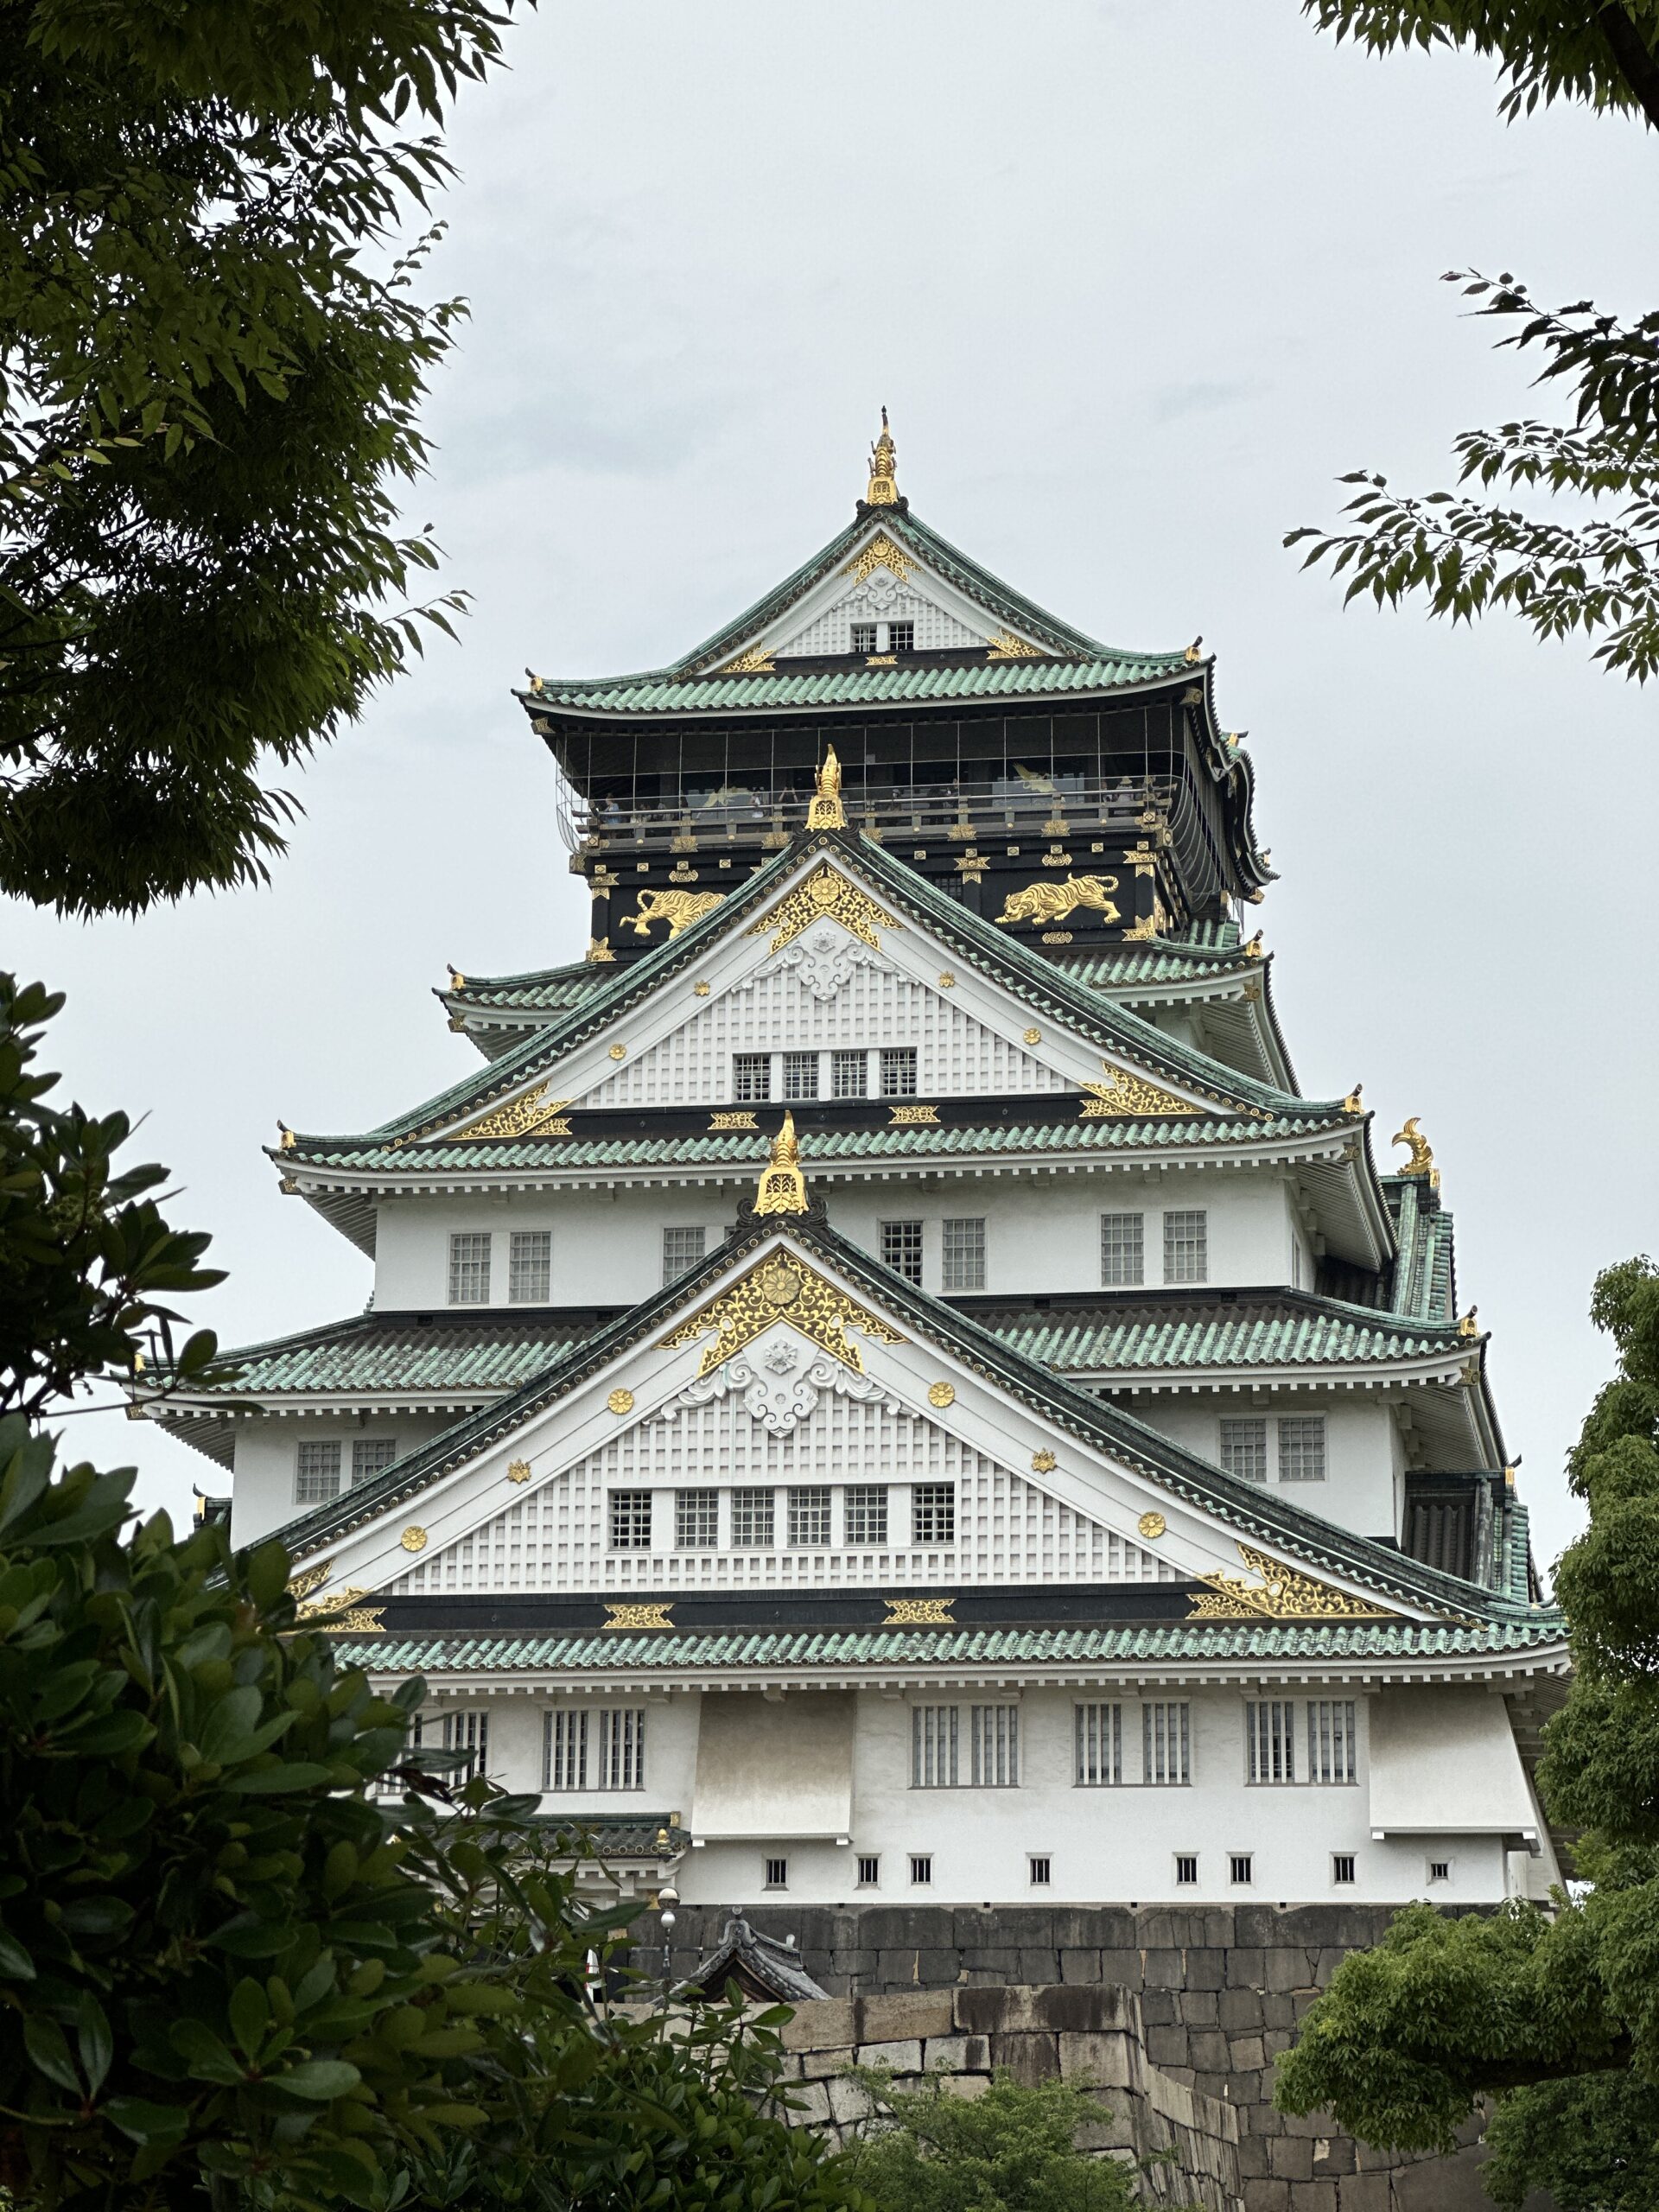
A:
754 1110 810 1216
865 407 898 506
808 744 847 830
1392 1116 1441 1190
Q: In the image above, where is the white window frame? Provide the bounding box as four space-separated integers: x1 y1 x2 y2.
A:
880 1217 925 1286
544 1708 588 1792
1307 1700 1358 1784
763 1855 788 1890
596 1708 645 1791
1278 1415 1327 1484
1028 1854 1052 1887
674 1489 718 1550
1229 1853 1254 1887
1075 1702 1123 1787
909 1853 932 1886
1332 1853 1357 1886
878 1046 918 1097
448 1230 492 1306
787 1485 830 1548
296 1440 341 1505
911 1705 959 1789
608 1489 652 1552
830 1048 868 1099
1219 1417 1268 1484
781 1050 820 1102
1100 1212 1145 1287
508 1228 551 1305
662 1225 707 1285
731 1052 772 1103
912 1482 956 1546
1143 1700 1192 1785
1245 1700 1298 1785
941 1217 986 1292
1173 1852 1199 1887
351 1437 397 1488
844 1484 888 1546
1162 1210 1208 1286
731 1486 775 1548
856 1854 880 1888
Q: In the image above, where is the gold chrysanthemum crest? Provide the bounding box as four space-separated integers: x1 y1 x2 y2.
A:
749 863 903 955
659 1250 904 1377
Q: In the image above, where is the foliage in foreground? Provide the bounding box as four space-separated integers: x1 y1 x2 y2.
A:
1276 1257 1659 2209
1289 4 1659 681
0 0 521 916
841 2069 1143 2212
0 967 861 2212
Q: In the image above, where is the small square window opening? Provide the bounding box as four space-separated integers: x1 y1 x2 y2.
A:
608 1489 652 1551
851 622 878 655
909 1853 933 1886
783 1051 820 1102
912 1482 957 1546
764 1857 788 1890
1427 1858 1452 1885
1332 1853 1357 1886
879 1046 918 1097
857 1855 880 1888
662 1225 706 1284
880 1219 925 1286
1174 1853 1199 1887
1230 1853 1254 1886
732 1052 772 1103
831 1049 868 1098
887 620 915 653
1028 1855 1052 1887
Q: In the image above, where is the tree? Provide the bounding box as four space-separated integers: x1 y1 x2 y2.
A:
840 2069 1143 2212
1275 1255 1659 2211
0 0 518 917
1287 4 1659 681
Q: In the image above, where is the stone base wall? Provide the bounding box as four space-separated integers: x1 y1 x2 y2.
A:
632 1904 1527 2211
773 1983 1241 2212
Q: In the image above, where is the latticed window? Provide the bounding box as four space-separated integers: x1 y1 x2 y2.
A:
912 1706 958 1788
675 1489 718 1549
440 1711 489 1784
1220 1418 1268 1484
448 1231 492 1306
731 1487 774 1548
844 1484 888 1545
942 1217 986 1292
1143 1700 1191 1785
1279 1416 1326 1482
788 1486 830 1547
1163 1210 1207 1284
509 1230 551 1304
1307 1700 1357 1783
544 1708 587 1791
1246 1700 1298 1784
662 1225 706 1284
1075 1702 1123 1786
879 1046 918 1097
1100 1213 1144 1287
887 620 914 653
597 1708 645 1790
296 1440 340 1504
970 1705 1020 1787
352 1438 397 1488
880 1219 924 1286
912 1483 956 1545
609 1490 652 1550
831 1049 868 1099
732 1052 772 1102
783 1051 819 1101
851 622 878 654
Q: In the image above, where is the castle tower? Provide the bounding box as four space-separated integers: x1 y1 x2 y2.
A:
145 425 1565 1930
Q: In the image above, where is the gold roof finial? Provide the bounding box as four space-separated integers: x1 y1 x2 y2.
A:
1391 1116 1440 1188
754 1109 810 1216
1458 1306 1480 1338
807 743 846 830
865 406 898 507
276 1121 296 1151
447 963 467 990
1342 1084 1363 1116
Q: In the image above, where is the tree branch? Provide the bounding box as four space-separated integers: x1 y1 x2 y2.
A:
1597 2 1659 130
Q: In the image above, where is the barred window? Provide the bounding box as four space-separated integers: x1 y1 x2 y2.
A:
732 1052 772 1102
544 1708 587 1791
851 622 878 654
1246 1700 1298 1784
880 1219 924 1286
675 1489 718 1549
1279 1416 1326 1483
608 1489 652 1551
1307 1700 1357 1784
448 1230 492 1306
831 1048 868 1099
731 1487 774 1548
910 1853 932 1885
1075 1702 1123 1786
1230 1853 1254 1886
352 1438 397 1488
844 1484 888 1546
970 1705 1020 1787
879 1046 918 1097
912 1705 958 1788
440 1711 489 1784
942 1217 986 1292
887 620 915 653
764 1856 788 1889
857 1855 880 1887
1163 1210 1208 1285
1143 1700 1191 1785
1332 1853 1357 1885
1029 1855 1052 1886
1174 1853 1198 1886
296 1440 340 1504
783 1051 820 1102
912 1482 956 1546
1101 1213 1145 1287
788 1486 830 1547
662 1225 706 1284
1220 1417 1268 1484
597 1708 645 1791
509 1229 551 1304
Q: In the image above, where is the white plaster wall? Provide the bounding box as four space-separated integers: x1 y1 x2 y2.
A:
372 1169 1305 1313
429 1684 1517 1907
1128 1396 1402 1541
231 1413 453 1547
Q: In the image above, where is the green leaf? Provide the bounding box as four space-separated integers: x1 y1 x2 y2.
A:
0 1930 36 1979
271 2058 362 2101
105 2096 191 2145
24 2013 81 2094
76 1991 113 2097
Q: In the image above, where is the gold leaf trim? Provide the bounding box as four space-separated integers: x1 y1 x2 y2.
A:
400 1526 428 1554
986 630 1045 660
288 1563 332 1603
927 1381 956 1408
607 1389 636 1415
709 1110 758 1130
842 531 912 584
449 1083 574 1142
1079 1063 1201 1118
883 1597 955 1625
995 874 1120 927
623 889 727 938
748 862 904 955
1187 1541 1395 1621
889 1103 939 1125
603 1602 675 1631
720 647 776 674
658 1249 905 1377
507 1459 531 1484
1137 1511 1166 1541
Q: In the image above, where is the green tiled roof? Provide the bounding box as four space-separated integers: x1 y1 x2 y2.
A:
524 653 1195 720
270 1208 1519 1631
338 1613 1566 1676
288 1105 1352 1179
1384 1178 1459 1324
450 963 605 1014
1051 944 1255 990
284 830 1351 1167
195 1311 608 1396
976 1293 1465 1374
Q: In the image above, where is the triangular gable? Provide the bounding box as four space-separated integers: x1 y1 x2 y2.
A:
747 527 1042 665
274 1216 1493 1630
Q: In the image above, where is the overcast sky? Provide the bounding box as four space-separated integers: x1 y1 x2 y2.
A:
10 0 1655 1574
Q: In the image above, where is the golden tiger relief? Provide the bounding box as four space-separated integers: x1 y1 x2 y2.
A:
623 888 728 938
995 874 1120 926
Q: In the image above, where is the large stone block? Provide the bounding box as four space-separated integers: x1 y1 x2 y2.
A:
1241 2180 1291 2212
855 2038 923 2074
780 1999 855 2053
826 2076 878 2124
1228 2034 1268 2073
1264 1948 1315 1993
1217 1986 1265 2031
988 2030 1061 2084
1058 2029 1135 2090
1186 2029 1230 2074
1016 1946 1059 1983
1266 2136 1313 2180
856 1991 955 2042
1146 2024 1190 2069
1058 1947 1102 1982
1182 1989 1219 2026
1142 1947 1186 1987
1183 1948 1228 1992
1033 1984 1128 2033
1097 1947 1147 1989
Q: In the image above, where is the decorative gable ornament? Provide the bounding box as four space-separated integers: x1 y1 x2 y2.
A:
664 1338 896 1438
1079 1063 1201 1118
774 917 896 1002
448 1082 572 1141
749 862 903 954
753 1111 810 1216
1188 1542 1395 1622
659 1249 905 1376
